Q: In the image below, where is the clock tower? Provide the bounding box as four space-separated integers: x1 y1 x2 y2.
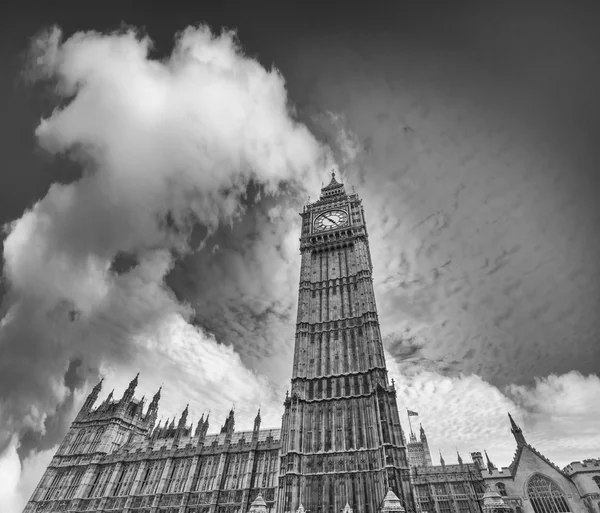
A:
277 173 414 513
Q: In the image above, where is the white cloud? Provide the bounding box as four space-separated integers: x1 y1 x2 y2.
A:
0 437 54 513
0 21 330 488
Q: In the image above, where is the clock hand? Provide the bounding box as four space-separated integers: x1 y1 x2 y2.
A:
323 215 336 224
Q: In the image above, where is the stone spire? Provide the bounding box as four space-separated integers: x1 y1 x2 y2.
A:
122 372 139 402
221 407 235 438
508 412 527 447
380 488 406 513
103 390 114 408
83 377 103 411
145 386 161 423
471 452 485 470
195 414 205 437
178 404 189 429
457 450 463 466
485 450 497 472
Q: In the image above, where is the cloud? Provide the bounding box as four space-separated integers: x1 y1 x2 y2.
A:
0 437 55 513
0 22 331 474
282 42 600 388
387 360 600 468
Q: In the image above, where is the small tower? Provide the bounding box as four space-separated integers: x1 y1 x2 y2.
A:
420 424 433 466
221 408 235 440
439 451 446 468
82 377 103 413
202 413 210 438
508 413 527 447
195 414 205 437
178 404 189 429
485 450 497 472
253 408 261 441
175 404 189 443
121 373 139 403
471 452 485 471
457 450 464 467
146 387 161 416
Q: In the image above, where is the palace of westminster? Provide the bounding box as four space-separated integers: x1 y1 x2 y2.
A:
25 175 600 513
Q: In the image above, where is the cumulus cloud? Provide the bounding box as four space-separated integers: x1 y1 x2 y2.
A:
0 22 332 504
387 359 600 468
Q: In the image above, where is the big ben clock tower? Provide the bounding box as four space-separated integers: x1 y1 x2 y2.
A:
277 172 414 513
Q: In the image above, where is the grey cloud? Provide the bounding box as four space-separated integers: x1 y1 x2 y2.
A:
0 24 329 462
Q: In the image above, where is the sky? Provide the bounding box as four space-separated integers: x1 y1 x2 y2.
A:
1 0 600 510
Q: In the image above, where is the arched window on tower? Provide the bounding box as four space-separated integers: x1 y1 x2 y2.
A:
593 476 600 490
496 483 507 496
69 429 86 455
527 474 571 513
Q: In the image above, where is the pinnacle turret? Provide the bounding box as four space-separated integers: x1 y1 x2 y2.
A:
178 404 189 429
82 377 103 411
221 407 235 436
485 450 497 472
195 414 205 437
122 372 139 402
508 412 527 447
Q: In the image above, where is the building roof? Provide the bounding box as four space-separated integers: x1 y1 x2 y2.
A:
381 489 405 513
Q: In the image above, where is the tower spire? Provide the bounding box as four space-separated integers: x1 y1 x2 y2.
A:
485 450 497 472
508 412 527 446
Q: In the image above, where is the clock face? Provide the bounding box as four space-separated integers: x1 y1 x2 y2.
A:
313 210 349 231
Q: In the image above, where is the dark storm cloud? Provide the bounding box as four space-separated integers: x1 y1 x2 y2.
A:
265 3 600 387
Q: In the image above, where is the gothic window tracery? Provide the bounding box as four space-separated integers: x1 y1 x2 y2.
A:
497 483 507 496
593 476 600 490
527 474 570 513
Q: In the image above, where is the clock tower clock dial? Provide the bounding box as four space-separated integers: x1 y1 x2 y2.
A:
278 171 414 513
313 209 349 231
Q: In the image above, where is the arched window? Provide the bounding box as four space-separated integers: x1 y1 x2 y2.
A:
69 429 86 455
527 474 570 513
497 483 507 496
593 476 600 490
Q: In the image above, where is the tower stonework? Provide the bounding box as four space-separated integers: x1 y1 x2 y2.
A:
277 173 414 513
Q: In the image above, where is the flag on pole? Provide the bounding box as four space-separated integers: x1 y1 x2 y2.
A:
407 410 419 416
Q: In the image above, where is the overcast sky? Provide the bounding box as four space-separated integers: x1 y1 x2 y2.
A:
1 0 600 510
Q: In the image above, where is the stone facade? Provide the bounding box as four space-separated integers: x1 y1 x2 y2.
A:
277 173 413 513
24 378 280 513
480 415 596 513
22 176 599 513
407 426 433 469
563 460 600 513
